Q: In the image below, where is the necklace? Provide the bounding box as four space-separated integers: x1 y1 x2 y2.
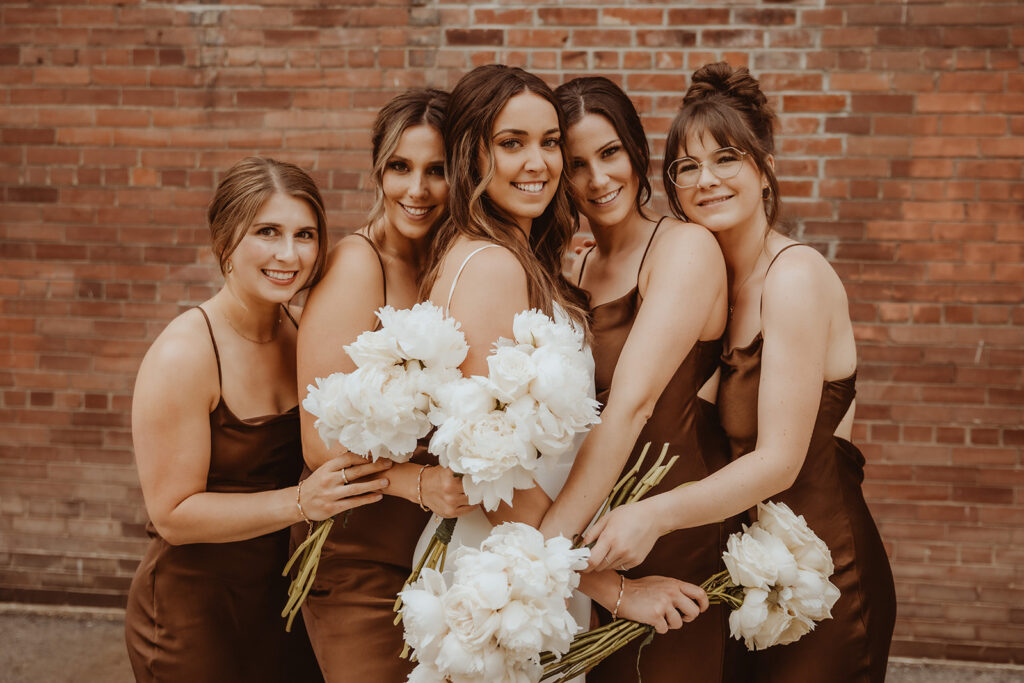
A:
222 309 282 344
728 254 762 320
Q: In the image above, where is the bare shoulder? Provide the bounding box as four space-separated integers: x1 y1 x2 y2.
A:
136 308 218 402
453 240 526 284
763 243 845 314
647 218 725 275
319 232 385 289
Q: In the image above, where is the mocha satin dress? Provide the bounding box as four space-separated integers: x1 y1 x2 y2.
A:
125 307 322 683
294 232 433 682
718 243 896 682
583 219 749 683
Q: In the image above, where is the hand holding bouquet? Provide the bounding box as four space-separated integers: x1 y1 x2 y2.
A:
283 302 468 630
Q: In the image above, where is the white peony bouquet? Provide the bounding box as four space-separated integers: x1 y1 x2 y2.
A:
400 522 590 683
397 307 600 614
283 302 469 630
717 501 841 650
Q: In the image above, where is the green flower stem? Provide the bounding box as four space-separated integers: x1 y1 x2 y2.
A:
700 569 745 609
541 620 653 681
281 517 334 631
393 516 458 623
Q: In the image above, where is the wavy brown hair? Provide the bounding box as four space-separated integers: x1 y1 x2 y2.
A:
421 64 588 331
663 62 782 229
208 156 329 290
366 88 450 245
555 76 653 221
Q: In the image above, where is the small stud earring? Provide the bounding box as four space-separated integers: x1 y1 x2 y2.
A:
762 186 770 200
224 260 233 274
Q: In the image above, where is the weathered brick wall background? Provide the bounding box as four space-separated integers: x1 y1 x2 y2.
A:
1 0 1021 665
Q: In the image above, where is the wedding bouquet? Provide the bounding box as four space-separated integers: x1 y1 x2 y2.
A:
398 307 600 613
282 302 469 630
399 522 590 683
543 498 840 681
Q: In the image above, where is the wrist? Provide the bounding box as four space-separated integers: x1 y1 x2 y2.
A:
579 569 624 612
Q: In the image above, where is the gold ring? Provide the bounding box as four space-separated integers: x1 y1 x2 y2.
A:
341 468 349 485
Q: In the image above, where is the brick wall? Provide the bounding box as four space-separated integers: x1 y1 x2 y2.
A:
1 0 1021 665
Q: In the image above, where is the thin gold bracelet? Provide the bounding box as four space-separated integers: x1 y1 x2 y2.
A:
612 573 625 620
416 464 431 512
296 479 312 525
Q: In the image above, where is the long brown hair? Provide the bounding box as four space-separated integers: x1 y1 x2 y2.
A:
208 157 329 290
421 64 588 330
366 88 450 243
663 62 782 229
556 76 653 220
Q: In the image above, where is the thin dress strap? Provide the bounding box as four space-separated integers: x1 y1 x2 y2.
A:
759 242 813 314
446 244 500 314
280 303 299 329
195 306 222 389
635 216 669 290
351 232 387 305
576 245 597 287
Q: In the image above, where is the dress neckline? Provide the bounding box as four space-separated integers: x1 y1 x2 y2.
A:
215 396 299 426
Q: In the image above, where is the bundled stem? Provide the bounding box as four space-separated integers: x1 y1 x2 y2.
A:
393 516 458 623
281 517 334 632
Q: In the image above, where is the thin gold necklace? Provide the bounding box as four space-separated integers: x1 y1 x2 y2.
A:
728 253 762 320
221 308 281 344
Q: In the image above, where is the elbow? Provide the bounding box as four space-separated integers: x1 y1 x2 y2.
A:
606 395 657 431
152 519 186 546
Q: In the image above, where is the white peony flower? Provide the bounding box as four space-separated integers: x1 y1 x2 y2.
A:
495 600 545 660
756 501 834 576
450 548 512 612
428 376 496 427
406 663 447 683
399 568 449 661
486 343 537 403
782 569 841 622
377 302 469 369
344 326 403 367
729 587 769 648
723 528 779 590
442 583 503 654
747 525 799 588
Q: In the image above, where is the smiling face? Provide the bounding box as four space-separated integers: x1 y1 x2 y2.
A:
481 91 563 232
565 113 640 230
226 192 320 303
674 129 769 236
381 124 449 242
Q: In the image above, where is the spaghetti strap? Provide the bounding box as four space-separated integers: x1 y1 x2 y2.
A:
350 232 387 305
635 216 668 290
280 303 299 329
195 306 222 389
759 242 814 313
576 246 597 287
446 244 500 314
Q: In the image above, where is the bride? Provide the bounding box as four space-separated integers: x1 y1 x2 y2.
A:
413 63 594 633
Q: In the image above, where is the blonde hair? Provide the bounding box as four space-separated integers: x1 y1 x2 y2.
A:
208 157 329 290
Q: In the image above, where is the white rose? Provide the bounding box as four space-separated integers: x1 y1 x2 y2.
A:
486 344 537 403
757 501 834 576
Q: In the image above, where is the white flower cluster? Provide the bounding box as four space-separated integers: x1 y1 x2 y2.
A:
302 302 468 462
400 523 590 683
723 501 841 651
428 308 601 510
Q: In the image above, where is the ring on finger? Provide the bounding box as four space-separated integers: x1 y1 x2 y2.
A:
341 468 349 485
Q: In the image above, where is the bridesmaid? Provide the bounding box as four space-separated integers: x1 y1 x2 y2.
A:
584 63 897 682
125 157 390 682
538 76 746 682
295 89 474 683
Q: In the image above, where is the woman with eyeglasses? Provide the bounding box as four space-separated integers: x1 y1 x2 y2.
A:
537 76 747 683
581 63 896 682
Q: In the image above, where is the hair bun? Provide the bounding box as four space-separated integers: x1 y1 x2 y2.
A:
684 62 772 132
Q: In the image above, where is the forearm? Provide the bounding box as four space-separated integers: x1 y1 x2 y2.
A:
539 402 648 539
484 485 552 529
379 461 424 503
155 487 302 545
651 447 797 534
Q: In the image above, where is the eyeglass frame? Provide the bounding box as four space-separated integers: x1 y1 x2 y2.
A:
666 146 750 189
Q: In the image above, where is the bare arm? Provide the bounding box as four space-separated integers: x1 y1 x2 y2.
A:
540 224 728 539
585 249 841 570
132 313 388 546
297 238 473 517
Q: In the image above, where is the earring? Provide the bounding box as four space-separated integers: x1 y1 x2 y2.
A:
224 260 233 274
762 186 770 200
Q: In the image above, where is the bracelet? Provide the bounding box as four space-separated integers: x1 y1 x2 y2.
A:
416 465 431 512
296 479 312 525
612 573 626 620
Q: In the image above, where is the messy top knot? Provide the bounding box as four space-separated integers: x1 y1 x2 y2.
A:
663 62 781 229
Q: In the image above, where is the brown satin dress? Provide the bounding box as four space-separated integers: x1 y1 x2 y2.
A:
125 307 322 683
294 233 433 682
582 219 749 683
718 243 896 683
